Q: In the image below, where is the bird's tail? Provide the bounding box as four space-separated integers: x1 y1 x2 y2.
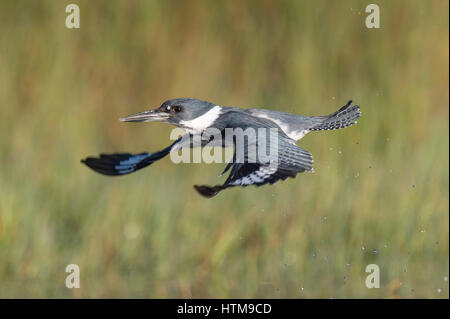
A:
309 100 361 131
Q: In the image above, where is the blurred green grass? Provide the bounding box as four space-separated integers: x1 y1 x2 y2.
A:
0 0 448 298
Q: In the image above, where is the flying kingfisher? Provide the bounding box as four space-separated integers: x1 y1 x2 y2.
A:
82 98 361 197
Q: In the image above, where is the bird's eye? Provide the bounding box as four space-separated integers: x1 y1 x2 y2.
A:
172 105 182 113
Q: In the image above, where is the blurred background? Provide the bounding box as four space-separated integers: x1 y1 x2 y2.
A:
0 0 448 298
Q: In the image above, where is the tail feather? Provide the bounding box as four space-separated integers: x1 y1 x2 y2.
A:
310 100 361 131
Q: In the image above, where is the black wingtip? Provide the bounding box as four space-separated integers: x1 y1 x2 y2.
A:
80 156 122 176
194 185 221 198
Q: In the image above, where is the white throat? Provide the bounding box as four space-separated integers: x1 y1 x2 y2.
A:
179 105 222 134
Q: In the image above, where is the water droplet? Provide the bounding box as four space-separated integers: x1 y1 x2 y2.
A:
420 229 425 233
372 249 377 254
437 288 442 293
300 287 305 292
444 276 448 281
346 263 351 267
329 147 334 151
362 245 366 251
338 150 342 155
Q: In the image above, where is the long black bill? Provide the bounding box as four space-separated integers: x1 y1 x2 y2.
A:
120 109 170 123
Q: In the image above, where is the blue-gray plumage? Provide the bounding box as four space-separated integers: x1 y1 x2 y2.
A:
82 98 361 197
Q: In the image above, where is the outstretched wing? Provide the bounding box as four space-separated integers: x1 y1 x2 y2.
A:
224 137 313 185
81 137 183 176
194 116 314 198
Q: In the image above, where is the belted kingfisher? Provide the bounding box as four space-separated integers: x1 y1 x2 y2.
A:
82 98 361 197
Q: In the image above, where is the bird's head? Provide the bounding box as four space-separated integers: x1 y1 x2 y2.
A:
120 98 218 129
